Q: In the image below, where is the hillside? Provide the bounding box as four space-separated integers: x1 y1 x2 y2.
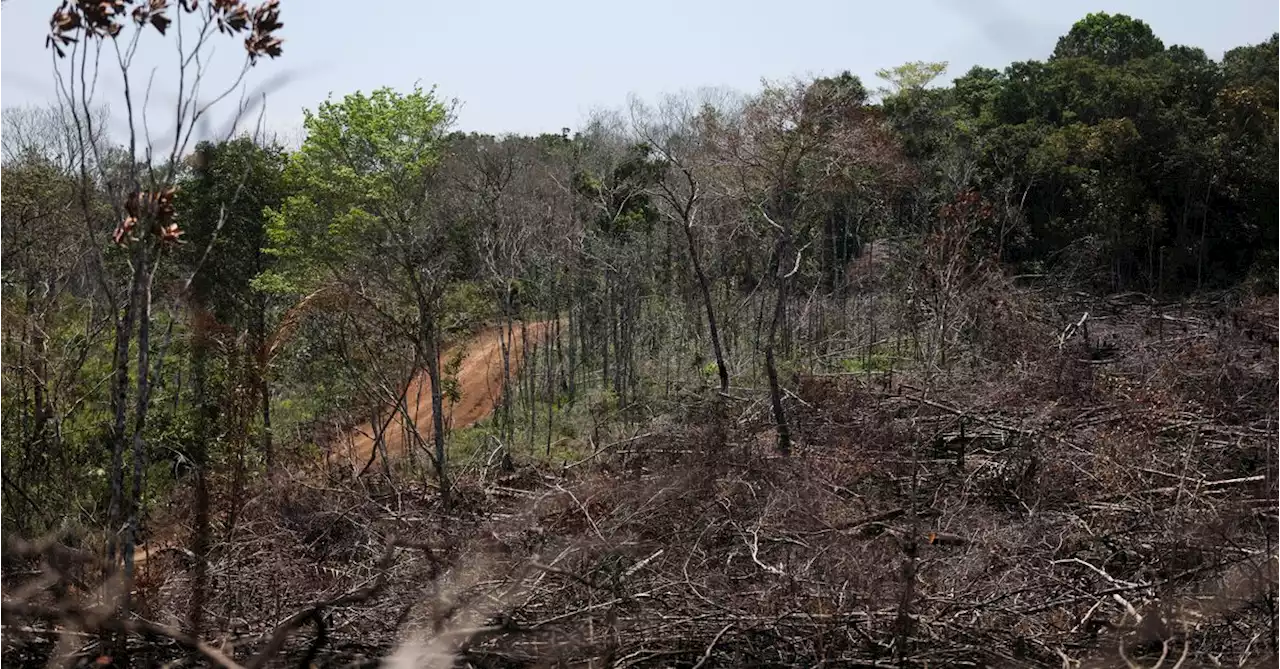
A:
2 4 1277 668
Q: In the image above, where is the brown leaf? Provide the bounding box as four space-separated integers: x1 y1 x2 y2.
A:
151 12 171 34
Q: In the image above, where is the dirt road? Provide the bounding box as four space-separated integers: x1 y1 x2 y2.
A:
342 321 552 472
135 322 551 566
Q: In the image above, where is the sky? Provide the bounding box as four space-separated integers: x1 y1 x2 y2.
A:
2 0 1276 145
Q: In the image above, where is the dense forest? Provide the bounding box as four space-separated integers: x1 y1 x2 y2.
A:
2 2 1277 667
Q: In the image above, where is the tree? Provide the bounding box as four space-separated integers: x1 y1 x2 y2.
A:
630 90 740 395
438 131 558 446
178 136 289 468
0 142 105 538
1052 12 1164 65
171 136 289 634
44 1 285 653
877 62 954 167
875 61 949 99
717 79 902 454
572 114 665 409
263 86 457 503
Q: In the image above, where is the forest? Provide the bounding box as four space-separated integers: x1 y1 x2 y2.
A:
2 2 1277 667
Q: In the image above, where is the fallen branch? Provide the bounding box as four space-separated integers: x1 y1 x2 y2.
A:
1 600 242 669
690 622 733 669
243 537 399 669
888 386 1036 436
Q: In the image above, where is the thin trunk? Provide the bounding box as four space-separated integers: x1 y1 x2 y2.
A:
567 300 577 401
627 288 635 404
423 315 449 507
497 297 513 443
610 282 622 402
523 320 534 453
224 350 248 543
503 309 515 444
103 246 140 664
106 268 138 565
545 307 555 457
28 282 50 453
123 247 156 605
372 407 387 475
257 297 273 475
402 385 417 470
188 310 212 640
601 283 610 398
682 221 729 395
410 268 449 507
765 232 792 456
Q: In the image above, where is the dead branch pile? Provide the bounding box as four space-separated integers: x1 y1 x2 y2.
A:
3 292 1276 668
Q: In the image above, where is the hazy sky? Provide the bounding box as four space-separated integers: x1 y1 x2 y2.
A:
2 0 1276 143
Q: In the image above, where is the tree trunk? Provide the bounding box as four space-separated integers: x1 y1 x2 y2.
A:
27 281 50 455
565 303 576 404
545 309 555 457
123 246 156 607
523 319 535 452
682 221 729 395
410 269 449 507
106 270 138 566
503 308 515 444
188 309 213 640
765 232 792 456
423 317 449 507
601 282 610 398
256 296 273 475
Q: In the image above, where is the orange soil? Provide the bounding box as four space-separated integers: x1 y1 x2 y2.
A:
338 320 552 471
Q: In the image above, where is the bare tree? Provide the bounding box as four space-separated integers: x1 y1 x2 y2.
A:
45 0 285 651
443 134 535 446
629 89 744 397
0 109 110 538
715 78 901 454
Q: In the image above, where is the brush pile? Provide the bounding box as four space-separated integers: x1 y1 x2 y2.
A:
4 292 1276 668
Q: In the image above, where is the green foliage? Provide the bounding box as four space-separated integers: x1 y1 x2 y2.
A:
442 346 467 404
177 137 289 324
876 60 949 98
807 71 870 116
264 85 453 294
442 281 494 335
880 16 1278 292
1053 12 1164 65
5 10 1276 544
840 352 893 374
574 142 663 241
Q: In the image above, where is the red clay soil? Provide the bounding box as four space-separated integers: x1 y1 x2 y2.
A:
340 321 552 472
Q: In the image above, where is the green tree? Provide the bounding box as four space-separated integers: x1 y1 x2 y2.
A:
1052 12 1164 65
171 136 289 632
875 60 949 98
262 86 457 502
0 148 106 537
179 138 289 331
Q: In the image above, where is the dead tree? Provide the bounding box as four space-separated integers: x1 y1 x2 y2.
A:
715 78 902 454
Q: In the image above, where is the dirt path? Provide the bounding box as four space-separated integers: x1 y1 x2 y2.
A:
341 321 552 472
135 321 552 566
